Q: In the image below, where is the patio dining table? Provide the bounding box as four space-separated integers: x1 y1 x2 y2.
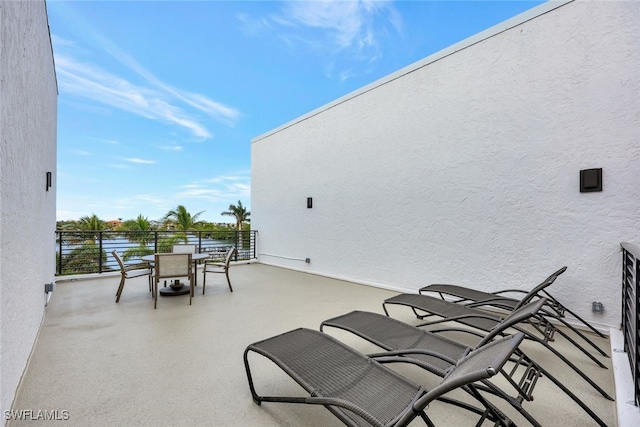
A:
141 253 209 296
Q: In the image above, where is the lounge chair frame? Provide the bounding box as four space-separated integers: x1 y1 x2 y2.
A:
245 328 524 427
381 291 613 402
321 305 608 427
419 266 608 357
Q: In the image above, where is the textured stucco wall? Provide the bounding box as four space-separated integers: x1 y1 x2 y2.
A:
0 0 57 416
252 0 640 330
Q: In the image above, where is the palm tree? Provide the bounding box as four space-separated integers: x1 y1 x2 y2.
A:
62 242 108 274
221 200 250 231
60 214 107 274
79 213 105 231
119 214 155 260
221 201 251 249
162 205 205 231
75 213 106 242
121 215 151 230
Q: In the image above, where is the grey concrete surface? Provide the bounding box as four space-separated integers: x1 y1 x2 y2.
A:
8 264 616 426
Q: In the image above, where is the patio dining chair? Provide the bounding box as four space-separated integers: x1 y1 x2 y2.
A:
320 302 608 427
113 250 153 303
381 290 613 402
244 327 525 427
202 247 236 294
418 266 609 355
172 244 196 254
153 253 193 308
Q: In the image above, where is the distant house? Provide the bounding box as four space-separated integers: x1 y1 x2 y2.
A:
106 219 123 229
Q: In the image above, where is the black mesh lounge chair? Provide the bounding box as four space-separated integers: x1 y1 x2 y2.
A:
244 328 524 427
383 267 608 368
385 268 607 369
320 304 608 427
418 266 608 357
382 290 613 402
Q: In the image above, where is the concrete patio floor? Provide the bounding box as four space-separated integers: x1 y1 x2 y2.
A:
9 263 618 426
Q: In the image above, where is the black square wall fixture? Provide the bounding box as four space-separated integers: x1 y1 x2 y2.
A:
580 168 602 192
307 197 313 208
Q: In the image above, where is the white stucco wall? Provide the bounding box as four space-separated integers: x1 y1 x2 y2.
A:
251 0 640 330
0 0 57 417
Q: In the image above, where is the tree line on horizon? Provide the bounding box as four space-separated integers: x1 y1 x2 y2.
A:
57 201 250 232
55 202 251 275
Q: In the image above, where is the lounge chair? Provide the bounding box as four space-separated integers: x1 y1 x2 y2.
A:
382 287 613 402
384 267 606 367
244 328 524 427
320 304 608 427
419 266 608 357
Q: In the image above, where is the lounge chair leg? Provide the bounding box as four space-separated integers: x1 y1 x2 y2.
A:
550 323 607 367
513 326 613 400
542 309 609 357
542 292 608 338
534 360 609 426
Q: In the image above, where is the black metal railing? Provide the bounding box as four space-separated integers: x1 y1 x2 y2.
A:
621 242 640 406
55 230 257 276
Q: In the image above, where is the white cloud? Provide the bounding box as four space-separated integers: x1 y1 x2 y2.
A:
72 149 92 156
52 34 242 139
159 144 184 152
176 173 251 202
123 158 156 164
245 0 403 81
284 0 364 48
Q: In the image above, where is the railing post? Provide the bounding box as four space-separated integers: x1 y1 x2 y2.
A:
154 231 158 253
98 231 103 273
253 230 257 259
234 231 239 262
57 231 62 275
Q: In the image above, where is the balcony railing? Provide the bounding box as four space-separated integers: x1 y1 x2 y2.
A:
622 242 640 406
55 230 257 276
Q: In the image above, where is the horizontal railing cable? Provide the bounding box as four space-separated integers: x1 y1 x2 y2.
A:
55 230 257 276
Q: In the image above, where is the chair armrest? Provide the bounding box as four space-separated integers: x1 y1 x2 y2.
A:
124 262 151 271
204 261 225 267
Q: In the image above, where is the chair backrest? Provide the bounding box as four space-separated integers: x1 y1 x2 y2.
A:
112 250 125 272
172 244 196 254
475 298 547 348
155 253 192 279
513 266 567 310
224 247 236 266
397 333 525 426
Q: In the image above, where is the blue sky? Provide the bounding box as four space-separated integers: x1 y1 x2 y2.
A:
48 0 545 223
